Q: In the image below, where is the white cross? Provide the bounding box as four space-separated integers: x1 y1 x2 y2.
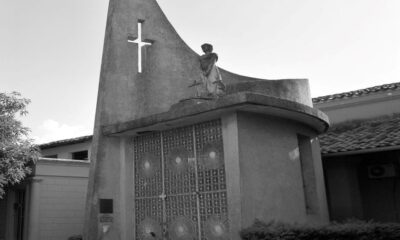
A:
128 20 153 73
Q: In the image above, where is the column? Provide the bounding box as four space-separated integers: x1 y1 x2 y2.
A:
27 178 42 240
221 113 242 240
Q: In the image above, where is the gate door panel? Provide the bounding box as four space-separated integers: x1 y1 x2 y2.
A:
195 121 229 240
134 132 163 240
163 125 199 239
134 120 229 240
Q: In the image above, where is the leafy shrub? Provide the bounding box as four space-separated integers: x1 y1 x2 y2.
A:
0 92 39 198
240 219 400 240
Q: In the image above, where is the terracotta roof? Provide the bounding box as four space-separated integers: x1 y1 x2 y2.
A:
39 135 93 150
320 115 400 155
312 82 400 104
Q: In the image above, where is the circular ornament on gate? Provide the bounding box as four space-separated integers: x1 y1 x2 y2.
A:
205 216 228 240
167 148 189 173
139 152 160 178
138 217 162 240
201 143 223 170
168 216 195 240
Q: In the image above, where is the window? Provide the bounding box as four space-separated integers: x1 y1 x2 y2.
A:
297 134 318 214
43 154 57 158
71 150 89 160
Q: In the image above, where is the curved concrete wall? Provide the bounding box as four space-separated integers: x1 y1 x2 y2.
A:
225 79 312 106
96 0 313 127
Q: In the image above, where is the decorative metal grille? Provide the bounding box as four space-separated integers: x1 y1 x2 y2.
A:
195 121 229 240
134 120 229 240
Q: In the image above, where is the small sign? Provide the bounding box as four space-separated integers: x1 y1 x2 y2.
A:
100 199 113 214
100 214 114 223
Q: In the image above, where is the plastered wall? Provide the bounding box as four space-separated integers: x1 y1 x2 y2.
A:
37 177 87 240
235 112 329 226
29 160 89 240
315 91 400 124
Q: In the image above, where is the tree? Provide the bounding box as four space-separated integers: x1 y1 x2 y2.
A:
0 92 39 198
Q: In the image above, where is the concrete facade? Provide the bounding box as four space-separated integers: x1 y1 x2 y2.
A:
234 112 328 226
220 111 329 235
85 0 329 239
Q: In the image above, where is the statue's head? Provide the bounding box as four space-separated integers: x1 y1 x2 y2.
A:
201 43 213 54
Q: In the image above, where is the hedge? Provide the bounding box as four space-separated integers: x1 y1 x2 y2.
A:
240 219 400 240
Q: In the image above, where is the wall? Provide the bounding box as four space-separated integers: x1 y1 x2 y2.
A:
28 159 89 240
235 112 328 227
358 150 400 222
323 157 364 221
0 196 6 240
41 142 91 160
324 150 400 222
315 91 400 124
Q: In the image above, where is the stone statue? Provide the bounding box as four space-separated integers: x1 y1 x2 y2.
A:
199 43 225 97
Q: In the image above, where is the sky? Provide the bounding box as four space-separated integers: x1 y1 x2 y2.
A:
1 0 399 144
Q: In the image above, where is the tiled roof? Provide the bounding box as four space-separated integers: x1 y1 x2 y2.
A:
39 135 93 150
37 115 400 155
312 82 400 104
320 115 400 155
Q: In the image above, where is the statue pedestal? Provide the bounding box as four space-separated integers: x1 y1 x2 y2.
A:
170 97 214 111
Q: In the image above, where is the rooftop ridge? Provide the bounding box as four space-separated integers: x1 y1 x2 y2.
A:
38 135 93 149
312 82 400 104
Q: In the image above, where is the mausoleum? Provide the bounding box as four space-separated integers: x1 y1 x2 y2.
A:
84 0 330 239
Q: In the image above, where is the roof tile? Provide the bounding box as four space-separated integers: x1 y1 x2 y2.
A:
39 135 93 150
320 115 400 154
312 82 400 104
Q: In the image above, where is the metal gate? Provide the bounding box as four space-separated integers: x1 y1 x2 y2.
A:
134 120 229 240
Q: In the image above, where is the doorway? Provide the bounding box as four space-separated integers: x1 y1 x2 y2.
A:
133 120 229 240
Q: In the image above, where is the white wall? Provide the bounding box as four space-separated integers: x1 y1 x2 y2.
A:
28 159 89 240
315 90 400 124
